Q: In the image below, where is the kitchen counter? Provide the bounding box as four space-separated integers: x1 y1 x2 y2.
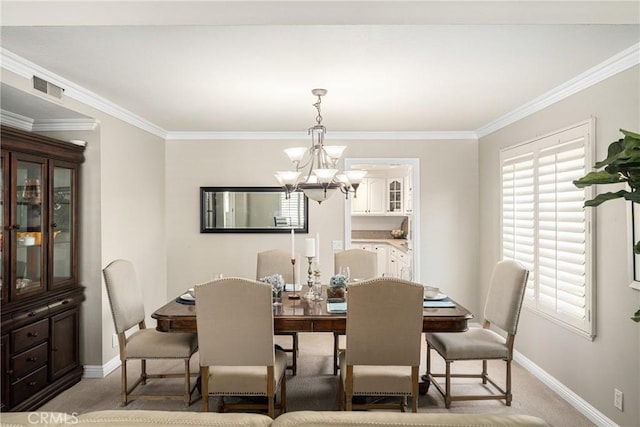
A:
352 238 410 253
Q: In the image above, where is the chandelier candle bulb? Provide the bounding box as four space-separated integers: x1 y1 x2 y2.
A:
305 238 316 257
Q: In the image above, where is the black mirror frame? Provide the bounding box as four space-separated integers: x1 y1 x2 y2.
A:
200 186 309 233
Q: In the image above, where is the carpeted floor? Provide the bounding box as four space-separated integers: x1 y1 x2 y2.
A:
40 332 594 426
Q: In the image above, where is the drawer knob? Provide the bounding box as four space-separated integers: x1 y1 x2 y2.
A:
27 332 39 338
27 311 36 317
27 357 38 362
61 299 69 305
27 381 37 387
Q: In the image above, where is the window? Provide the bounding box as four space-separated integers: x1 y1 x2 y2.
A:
500 120 595 338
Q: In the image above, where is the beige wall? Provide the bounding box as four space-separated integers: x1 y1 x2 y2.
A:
165 138 481 314
478 66 640 426
1 72 168 369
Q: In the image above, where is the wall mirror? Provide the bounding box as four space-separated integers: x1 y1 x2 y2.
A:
200 187 309 233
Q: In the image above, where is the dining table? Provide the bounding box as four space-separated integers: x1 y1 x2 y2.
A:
152 287 473 335
152 285 473 395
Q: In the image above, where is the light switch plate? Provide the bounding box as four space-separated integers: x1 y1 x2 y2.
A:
332 240 343 250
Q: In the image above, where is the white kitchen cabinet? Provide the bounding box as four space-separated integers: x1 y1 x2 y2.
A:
351 178 386 215
389 247 411 279
386 178 404 215
355 243 373 251
404 175 413 214
373 244 388 277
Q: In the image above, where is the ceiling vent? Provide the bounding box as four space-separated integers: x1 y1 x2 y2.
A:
33 76 64 99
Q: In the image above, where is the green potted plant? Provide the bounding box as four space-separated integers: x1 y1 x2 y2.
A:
327 274 348 299
573 129 640 322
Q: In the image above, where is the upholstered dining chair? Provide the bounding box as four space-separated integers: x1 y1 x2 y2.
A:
257 249 300 375
102 259 198 407
332 248 378 375
334 248 378 282
338 277 424 412
195 277 287 418
425 259 529 408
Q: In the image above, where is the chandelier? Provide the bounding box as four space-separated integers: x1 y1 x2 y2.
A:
275 89 367 204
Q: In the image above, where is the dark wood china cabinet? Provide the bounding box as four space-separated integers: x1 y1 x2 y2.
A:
1 126 85 411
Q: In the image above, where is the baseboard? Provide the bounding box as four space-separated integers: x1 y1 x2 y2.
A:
82 355 120 379
514 351 616 427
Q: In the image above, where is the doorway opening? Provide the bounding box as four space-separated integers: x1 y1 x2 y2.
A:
344 158 420 282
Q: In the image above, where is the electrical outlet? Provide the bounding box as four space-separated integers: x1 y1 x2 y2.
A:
112 334 118 348
614 388 623 411
332 240 343 250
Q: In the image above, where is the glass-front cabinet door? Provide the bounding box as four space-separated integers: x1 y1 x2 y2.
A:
12 155 47 298
0 151 8 304
51 163 76 288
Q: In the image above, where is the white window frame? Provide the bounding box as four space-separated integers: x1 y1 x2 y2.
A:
500 119 596 339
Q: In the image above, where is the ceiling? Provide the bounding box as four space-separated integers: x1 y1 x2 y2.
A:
1 1 638 137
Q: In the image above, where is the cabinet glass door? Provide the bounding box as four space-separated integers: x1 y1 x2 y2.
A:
388 179 402 213
51 165 75 287
14 158 46 297
0 152 7 303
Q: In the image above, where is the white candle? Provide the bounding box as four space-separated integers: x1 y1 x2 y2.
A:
305 238 316 257
290 229 295 259
316 232 320 265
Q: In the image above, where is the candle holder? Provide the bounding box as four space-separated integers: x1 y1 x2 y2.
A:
288 258 300 300
305 256 315 300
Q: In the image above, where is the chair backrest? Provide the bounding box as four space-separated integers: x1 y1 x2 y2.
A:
102 259 146 333
483 260 530 335
195 278 275 367
257 249 299 284
345 278 424 366
334 249 377 280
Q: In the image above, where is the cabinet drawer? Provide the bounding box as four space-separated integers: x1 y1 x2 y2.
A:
11 342 48 379
12 319 49 353
48 293 83 314
11 365 47 406
11 305 49 328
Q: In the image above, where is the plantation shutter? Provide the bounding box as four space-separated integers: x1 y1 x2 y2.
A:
500 121 594 337
502 153 536 299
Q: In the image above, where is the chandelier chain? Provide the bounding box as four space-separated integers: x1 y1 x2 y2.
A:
313 95 323 125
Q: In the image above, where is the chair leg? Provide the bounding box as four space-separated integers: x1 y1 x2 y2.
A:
411 366 419 412
120 359 128 406
183 359 191 406
482 359 488 384
201 366 209 412
337 375 343 410
333 333 340 375
506 359 512 406
345 365 354 411
291 333 298 376
426 342 431 377
445 360 452 409
141 359 147 384
280 373 287 414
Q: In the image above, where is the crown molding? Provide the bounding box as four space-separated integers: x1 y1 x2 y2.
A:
476 42 640 138
165 130 478 141
3 43 638 141
1 48 167 138
0 109 98 133
32 118 98 132
0 109 34 132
